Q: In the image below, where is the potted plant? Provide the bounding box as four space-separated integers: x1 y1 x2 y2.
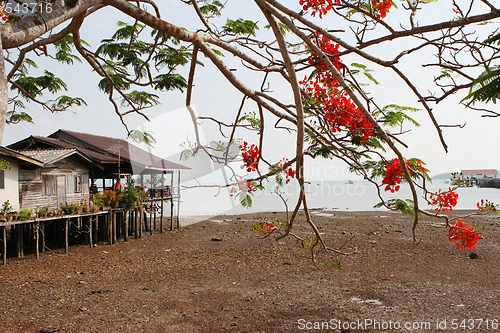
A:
18 208 34 221
82 201 90 213
68 202 80 214
1 200 13 221
38 205 50 218
110 192 123 209
60 203 70 215
121 180 143 211
103 190 116 209
92 193 105 211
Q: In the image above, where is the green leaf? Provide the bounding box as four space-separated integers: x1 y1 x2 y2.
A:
239 192 253 208
128 130 157 147
223 19 259 37
374 199 423 219
375 104 421 128
153 73 188 92
323 259 341 270
121 90 160 108
462 66 500 104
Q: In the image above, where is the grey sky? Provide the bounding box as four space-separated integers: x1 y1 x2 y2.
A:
3 0 499 180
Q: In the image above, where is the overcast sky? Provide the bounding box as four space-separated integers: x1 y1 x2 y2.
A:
3 0 499 180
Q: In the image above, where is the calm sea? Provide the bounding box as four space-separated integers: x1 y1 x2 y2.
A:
178 179 500 217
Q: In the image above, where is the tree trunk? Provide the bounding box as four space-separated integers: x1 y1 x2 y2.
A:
0 31 8 144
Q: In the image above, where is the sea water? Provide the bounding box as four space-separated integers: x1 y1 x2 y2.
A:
179 179 500 217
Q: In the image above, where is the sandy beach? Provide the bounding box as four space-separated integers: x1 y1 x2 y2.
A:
0 210 499 332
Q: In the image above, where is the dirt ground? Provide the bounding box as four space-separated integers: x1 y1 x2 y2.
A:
0 210 499 332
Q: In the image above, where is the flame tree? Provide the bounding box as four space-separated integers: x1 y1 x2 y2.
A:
1 0 499 264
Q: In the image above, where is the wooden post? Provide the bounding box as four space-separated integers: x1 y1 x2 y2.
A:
134 209 138 239
16 225 23 258
65 219 69 254
149 203 153 236
41 222 45 253
108 212 112 245
89 216 93 248
160 200 164 233
35 222 39 260
170 199 174 231
2 226 6 266
124 211 129 242
112 210 116 244
153 207 157 231
138 208 142 238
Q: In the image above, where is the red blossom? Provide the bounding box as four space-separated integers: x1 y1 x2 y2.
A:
446 219 480 251
382 158 425 193
239 141 259 172
429 188 459 213
372 0 392 19
299 34 375 144
299 0 334 18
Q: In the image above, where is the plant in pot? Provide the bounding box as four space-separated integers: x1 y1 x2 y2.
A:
111 192 124 209
60 203 71 215
18 208 34 221
92 193 105 211
38 205 50 218
1 200 13 221
68 202 80 214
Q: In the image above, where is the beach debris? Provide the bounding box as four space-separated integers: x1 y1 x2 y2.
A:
40 327 59 333
349 297 384 307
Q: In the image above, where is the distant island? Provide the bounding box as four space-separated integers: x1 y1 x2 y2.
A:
432 172 453 180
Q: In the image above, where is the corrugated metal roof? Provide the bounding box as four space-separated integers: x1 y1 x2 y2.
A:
0 146 44 166
31 136 119 163
49 129 190 170
20 148 94 165
461 169 498 175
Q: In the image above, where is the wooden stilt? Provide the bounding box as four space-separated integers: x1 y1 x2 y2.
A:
153 205 157 231
160 200 164 233
16 225 23 258
108 212 112 245
112 211 116 244
65 219 69 254
149 207 153 236
139 208 143 238
93 215 98 245
41 222 45 253
170 199 174 231
35 222 39 260
89 216 93 248
134 209 138 239
2 227 6 265
124 211 129 242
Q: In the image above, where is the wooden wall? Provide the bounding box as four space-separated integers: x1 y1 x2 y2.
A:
19 158 90 210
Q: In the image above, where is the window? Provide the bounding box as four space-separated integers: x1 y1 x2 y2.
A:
0 170 4 189
42 175 57 195
74 174 81 193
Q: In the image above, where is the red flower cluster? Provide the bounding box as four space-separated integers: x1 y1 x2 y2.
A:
276 158 296 184
429 188 459 212
239 141 259 172
447 219 480 251
299 0 392 19
382 158 424 193
299 34 375 143
372 0 392 19
251 221 276 235
298 0 334 18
